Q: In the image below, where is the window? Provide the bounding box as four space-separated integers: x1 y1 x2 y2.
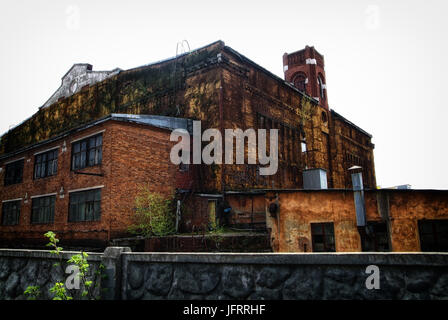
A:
31 195 56 224
418 219 448 252
301 141 307 153
318 75 326 101
4 159 24 186
321 111 328 123
2 200 21 225
361 222 390 252
311 222 335 252
34 149 58 179
72 134 103 170
293 73 307 93
69 189 101 222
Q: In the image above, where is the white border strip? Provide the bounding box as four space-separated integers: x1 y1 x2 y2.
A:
34 146 60 156
3 157 25 165
30 192 57 199
2 198 23 203
68 185 104 194
71 130 105 144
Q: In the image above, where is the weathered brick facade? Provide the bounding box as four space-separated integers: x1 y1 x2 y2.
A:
0 40 380 246
0 117 192 247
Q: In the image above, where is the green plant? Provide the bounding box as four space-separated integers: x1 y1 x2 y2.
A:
128 186 176 237
50 282 72 300
23 286 41 300
24 232 104 300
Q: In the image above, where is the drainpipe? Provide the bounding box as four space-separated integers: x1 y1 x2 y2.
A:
175 199 181 233
218 53 225 198
349 166 367 229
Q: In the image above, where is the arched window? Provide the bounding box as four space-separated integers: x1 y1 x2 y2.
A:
292 73 307 93
318 75 326 101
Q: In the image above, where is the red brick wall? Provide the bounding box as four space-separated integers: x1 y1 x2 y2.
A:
0 120 188 246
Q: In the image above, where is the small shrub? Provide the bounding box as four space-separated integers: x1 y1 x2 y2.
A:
128 186 176 237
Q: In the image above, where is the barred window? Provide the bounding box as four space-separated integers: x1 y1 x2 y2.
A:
31 196 55 224
311 222 336 252
72 134 103 170
2 200 21 226
69 189 101 222
34 149 58 179
4 159 24 186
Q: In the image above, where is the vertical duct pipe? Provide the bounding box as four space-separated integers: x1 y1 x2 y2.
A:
351 171 367 227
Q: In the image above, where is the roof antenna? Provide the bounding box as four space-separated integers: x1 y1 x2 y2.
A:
173 40 190 116
176 40 190 57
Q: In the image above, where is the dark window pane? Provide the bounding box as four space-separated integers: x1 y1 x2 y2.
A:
4 160 24 186
2 201 21 225
325 223 334 235
94 190 101 201
89 149 95 166
311 222 335 252
418 220 448 252
71 134 103 170
68 189 102 222
311 224 323 235
30 196 55 224
34 149 58 179
80 152 86 167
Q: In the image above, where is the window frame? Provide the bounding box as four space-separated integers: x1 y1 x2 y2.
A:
68 188 102 222
4 159 24 186
361 221 390 252
31 195 56 224
293 73 307 93
418 219 448 252
318 75 326 101
71 133 103 171
34 149 59 180
311 222 336 252
1 200 21 226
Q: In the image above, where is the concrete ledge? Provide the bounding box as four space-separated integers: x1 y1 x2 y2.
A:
0 248 103 261
121 252 448 266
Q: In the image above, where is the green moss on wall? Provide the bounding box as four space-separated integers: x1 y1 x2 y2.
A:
0 41 224 155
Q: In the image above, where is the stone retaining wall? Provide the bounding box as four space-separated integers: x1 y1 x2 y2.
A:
1 249 448 300
121 252 448 300
0 249 102 300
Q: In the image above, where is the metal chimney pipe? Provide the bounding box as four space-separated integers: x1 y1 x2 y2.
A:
351 170 367 227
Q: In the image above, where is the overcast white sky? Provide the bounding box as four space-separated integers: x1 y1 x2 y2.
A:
0 0 447 189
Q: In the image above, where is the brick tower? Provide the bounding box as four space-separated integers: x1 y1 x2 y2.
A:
283 46 328 110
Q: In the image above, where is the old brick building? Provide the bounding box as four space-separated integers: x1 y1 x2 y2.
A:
0 114 193 247
2 40 434 251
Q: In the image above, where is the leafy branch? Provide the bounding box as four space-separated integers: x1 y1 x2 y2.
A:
24 232 104 300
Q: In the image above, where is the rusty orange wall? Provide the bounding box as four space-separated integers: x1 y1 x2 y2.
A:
266 191 366 252
385 190 448 251
265 189 448 253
